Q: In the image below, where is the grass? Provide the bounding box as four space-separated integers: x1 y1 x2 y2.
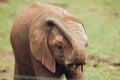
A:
0 0 120 80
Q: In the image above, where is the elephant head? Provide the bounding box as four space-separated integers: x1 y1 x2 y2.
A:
29 10 88 73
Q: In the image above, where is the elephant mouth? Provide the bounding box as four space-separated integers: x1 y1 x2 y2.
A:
67 63 86 72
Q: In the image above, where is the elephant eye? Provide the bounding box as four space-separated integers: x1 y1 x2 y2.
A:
55 43 63 51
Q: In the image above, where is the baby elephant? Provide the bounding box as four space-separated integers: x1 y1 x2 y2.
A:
10 2 88 80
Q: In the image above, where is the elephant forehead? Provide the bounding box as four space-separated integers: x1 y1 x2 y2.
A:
66 22 85 32
66 21 88 42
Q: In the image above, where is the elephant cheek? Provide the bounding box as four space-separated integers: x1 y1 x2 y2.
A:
65 59 72 65
54 52 65 64
64 51 75 65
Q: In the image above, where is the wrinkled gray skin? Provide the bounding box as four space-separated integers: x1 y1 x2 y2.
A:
10 2 88 80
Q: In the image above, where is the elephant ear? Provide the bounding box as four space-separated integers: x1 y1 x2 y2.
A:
29 16 56 73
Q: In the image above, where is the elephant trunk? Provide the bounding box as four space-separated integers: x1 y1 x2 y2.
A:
46 16 86 64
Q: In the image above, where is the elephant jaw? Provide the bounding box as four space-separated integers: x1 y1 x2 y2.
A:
67 63 86 71
65 56 86 71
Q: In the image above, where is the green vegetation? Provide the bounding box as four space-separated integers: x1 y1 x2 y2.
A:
0 0 120 80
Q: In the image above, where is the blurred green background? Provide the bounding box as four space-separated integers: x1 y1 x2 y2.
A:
0 0 120 80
